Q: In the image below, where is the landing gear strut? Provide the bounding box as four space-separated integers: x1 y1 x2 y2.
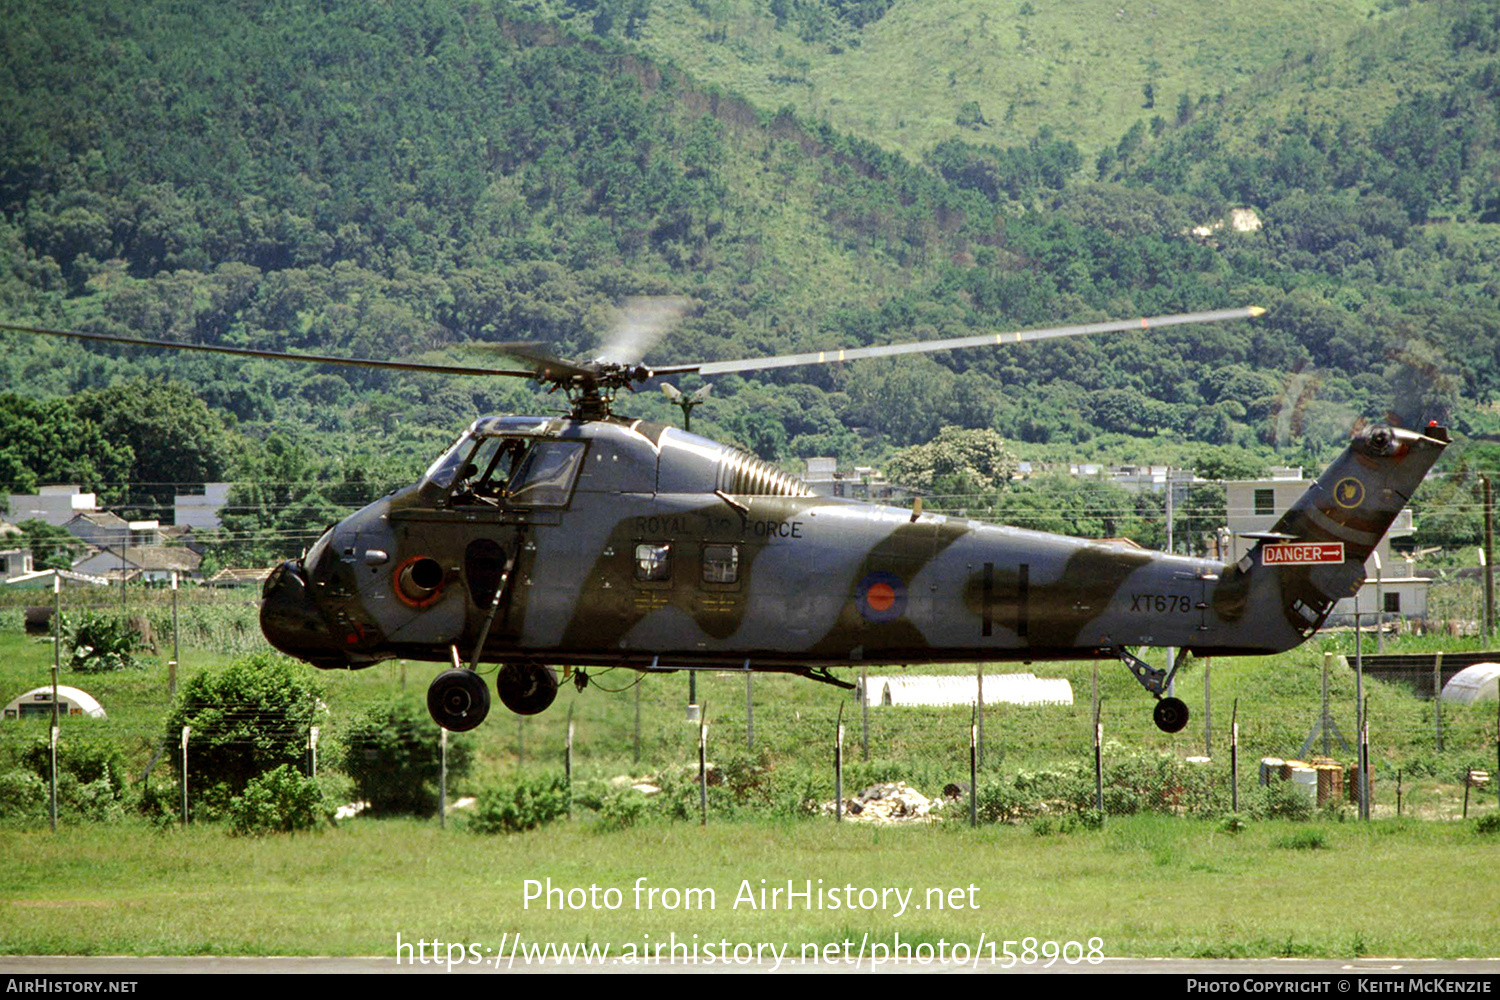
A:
497 661 559 715
1117 647 1191 734
427 668 491 732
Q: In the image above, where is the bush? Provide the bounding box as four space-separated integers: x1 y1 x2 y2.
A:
1250 779 1316 821
592 786 649 832
341 700 471 816
227 765 331 836
469 774 570 834
11 738 130 823
973 774 1028 823
0 768 46 821
164 653 325 804
21 738 128 799
66 611 146 672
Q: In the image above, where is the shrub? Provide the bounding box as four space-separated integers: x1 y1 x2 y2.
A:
164 653 325 803
13 738 129 822
21 738 128 799
1250 779 1315 822
592 786 649 832
341 700 471 816
0 769 46 821
973 774 1028 823
1476 813 1500 835
66 611 146 672
469 774 570 834
227 765 331 836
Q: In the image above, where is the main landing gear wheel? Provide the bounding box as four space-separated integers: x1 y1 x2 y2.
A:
427 668 491 732
497 661 559 715
1153 697 1190 734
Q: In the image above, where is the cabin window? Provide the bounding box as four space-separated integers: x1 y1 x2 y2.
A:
635 543 671 582
1253 488 1276 516
507 441 587 507
701 544 739 584
1384 592 1401 613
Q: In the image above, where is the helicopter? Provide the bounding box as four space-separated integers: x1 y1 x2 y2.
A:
1 305 1447 734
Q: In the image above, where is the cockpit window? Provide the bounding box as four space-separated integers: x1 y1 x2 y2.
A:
507 441 587 507
420 430 477 494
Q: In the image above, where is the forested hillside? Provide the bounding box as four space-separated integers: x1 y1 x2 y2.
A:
2 0 1498 563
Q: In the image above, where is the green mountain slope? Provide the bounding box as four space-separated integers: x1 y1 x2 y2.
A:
625 0 1391 159
1 0 1499 563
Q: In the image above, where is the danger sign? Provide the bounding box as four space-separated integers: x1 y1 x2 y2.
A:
1262 541 1345 566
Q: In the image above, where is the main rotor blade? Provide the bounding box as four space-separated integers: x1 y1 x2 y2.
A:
463 340 595 381
651 306 1266 378
0 323 536 378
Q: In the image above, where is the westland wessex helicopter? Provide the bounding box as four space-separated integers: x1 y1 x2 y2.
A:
2 305 1448 734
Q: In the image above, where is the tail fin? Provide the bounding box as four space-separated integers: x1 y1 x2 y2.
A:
1212 423 1448 641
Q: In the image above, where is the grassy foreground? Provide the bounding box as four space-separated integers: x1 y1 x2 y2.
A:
2 815 1496 959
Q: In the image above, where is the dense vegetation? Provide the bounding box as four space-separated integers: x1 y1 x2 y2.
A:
2 0 1499 564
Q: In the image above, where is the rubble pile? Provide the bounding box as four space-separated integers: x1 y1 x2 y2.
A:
821 781 945 824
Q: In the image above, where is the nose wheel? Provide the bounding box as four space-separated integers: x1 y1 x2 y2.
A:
427 668 491 731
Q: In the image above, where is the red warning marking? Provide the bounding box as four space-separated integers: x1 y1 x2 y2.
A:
1263 542 1344 566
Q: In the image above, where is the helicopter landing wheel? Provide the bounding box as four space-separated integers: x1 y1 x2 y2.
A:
497 661 559 715
1152 696 1190 734
427 668 491 732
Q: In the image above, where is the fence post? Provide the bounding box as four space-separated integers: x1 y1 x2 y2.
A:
969 704 978 828
180 726 191 825
861 664 869 762
1360 697 1371 821
835 705 844 824
440 726 448 830
566 706 575 820
976 662 985 770
1203 656 1212 758
50 575 60 834
169 571 179 700
308 725 319 779
1230 698 1239 814
1434 650 1444 753
49 724 59 833
1093 709 1104 816
745 668 753 752
697 709 709 827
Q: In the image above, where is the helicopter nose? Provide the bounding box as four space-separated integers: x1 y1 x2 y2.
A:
260 559 347 668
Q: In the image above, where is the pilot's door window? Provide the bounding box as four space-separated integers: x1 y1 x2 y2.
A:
451 437 526 506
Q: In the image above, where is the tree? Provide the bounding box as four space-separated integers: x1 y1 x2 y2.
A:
886 427 1016 495
71 379 232 515
342 700 472 816
164 654 325 805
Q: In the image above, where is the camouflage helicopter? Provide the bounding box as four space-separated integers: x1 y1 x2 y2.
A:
1 306 1447 734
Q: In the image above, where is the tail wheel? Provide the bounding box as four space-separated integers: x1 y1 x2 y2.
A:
427 668 491 732
1152 696 1190 734
497 661 559 715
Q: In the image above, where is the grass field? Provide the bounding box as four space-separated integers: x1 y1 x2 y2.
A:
2 815 1496 959
1 590 1497 959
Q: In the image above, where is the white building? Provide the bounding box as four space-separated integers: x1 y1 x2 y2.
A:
6 485 101 527
174 482 232 530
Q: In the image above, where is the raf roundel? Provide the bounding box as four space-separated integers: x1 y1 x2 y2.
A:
856 571 908 624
